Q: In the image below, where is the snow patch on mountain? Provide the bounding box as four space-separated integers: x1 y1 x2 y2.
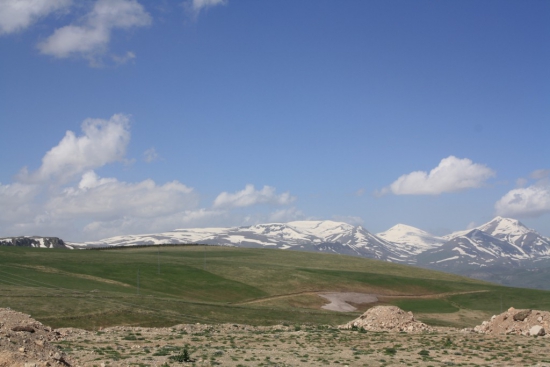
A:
377 224 443 255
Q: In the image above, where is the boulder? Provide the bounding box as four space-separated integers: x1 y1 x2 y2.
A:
529 325 545 337
513 309 532 321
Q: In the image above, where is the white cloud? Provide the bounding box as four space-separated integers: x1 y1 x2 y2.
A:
381 156 495 195
46 171 197 220
143 147 159 163
18 114 130 184
0 113 309 241
0 182 39 223
495 179 550 218
184 0 226 17
38 0 151 63
213 184 295 209
0 0 71 35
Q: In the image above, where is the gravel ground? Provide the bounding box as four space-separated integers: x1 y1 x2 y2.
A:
2 307 550 366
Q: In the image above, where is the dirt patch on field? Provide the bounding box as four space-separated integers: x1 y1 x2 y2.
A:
14 265 131 288
319 292 378 312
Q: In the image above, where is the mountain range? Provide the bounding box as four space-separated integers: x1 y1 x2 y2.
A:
3 216 550 289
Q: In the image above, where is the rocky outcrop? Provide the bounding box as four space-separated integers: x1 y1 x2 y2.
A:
0 308 73 366
474 307 549 337
339 305 433 333
0 237 69 249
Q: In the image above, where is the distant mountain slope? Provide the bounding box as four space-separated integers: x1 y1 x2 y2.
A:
417 229 529 269
443 217 550 259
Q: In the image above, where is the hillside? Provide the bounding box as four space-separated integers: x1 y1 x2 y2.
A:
1 245 550 330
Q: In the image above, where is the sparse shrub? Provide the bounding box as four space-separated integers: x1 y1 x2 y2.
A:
418 349 430 356
169 347 191 362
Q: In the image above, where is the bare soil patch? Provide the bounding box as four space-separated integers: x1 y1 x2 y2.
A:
319 292 378 312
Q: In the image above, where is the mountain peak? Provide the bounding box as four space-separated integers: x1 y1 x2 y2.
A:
480 216 531 237
377 223 443 254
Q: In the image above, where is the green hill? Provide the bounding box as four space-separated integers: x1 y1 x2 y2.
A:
1 245 549 330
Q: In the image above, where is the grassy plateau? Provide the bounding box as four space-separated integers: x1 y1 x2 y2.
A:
1 245 550 330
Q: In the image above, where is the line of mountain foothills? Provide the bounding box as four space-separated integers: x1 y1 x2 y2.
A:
2 216 550 290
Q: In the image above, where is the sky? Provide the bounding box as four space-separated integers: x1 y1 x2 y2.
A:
1 0 549 242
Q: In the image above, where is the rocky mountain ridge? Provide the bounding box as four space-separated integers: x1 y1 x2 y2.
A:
0 236 70 249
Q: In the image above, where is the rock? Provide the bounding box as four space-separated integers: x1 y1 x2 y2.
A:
12 326 36 333
529 325 545 336
513 309 532 321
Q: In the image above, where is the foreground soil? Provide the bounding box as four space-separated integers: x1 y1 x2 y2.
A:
2 307 550 366
57 324 550 366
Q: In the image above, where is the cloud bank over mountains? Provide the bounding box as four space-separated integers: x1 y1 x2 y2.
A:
0 113 298 241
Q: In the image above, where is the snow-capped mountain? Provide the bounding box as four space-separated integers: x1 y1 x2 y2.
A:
415 217 550 288
72 217 550 265
376 224 444 255
416 229 530 269
442 216 550 259
71 220 416 263
13 217 550 289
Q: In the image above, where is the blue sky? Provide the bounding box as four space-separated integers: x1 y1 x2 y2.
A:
1 0 549 241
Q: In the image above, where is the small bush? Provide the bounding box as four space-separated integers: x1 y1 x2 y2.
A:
169 348 191 362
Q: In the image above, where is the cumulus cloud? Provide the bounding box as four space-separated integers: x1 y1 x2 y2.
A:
380 156 495 196
0 0 71 35
46 170 197 220
495 178 550 218
18 114 130 184
213 184 295 209
0 182 39 223
38 0 151 63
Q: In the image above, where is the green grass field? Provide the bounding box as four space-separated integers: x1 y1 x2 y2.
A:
1 245 550 330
